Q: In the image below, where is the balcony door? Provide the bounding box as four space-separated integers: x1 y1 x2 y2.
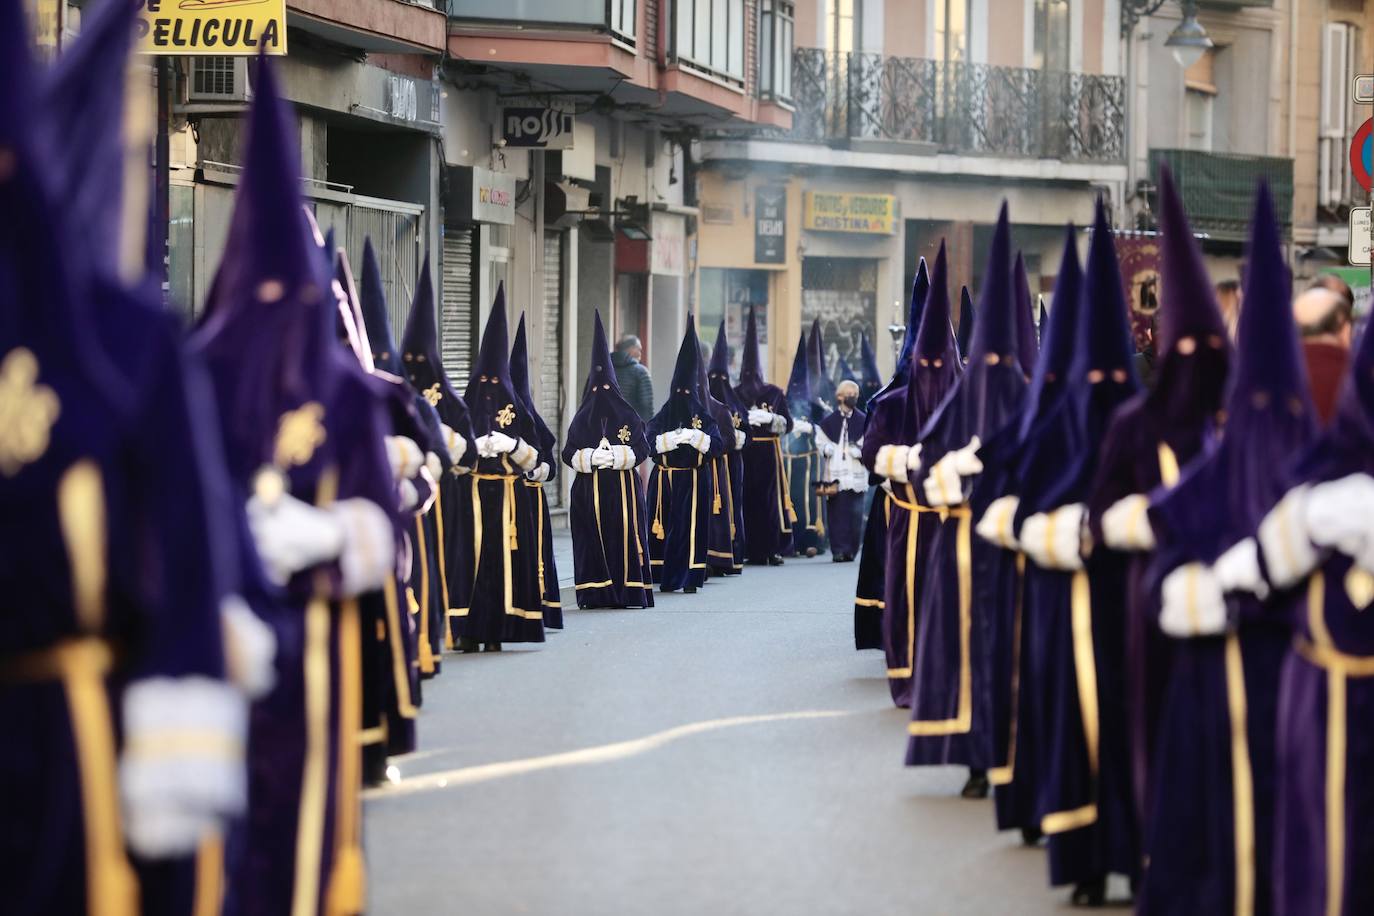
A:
933 0 970 65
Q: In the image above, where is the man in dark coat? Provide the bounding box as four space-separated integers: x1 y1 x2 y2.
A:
613 335 655 419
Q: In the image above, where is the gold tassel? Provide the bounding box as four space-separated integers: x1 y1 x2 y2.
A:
652 471 666 540
712 463 722 514
325 845 366 916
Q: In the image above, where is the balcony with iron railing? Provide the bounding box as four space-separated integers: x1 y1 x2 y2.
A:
779 48 1126 165
1149 149 1293 241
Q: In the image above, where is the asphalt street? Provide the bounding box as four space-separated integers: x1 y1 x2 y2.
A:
364 528 1104 915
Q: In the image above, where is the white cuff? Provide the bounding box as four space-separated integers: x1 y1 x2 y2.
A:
440 425 467 465
1259 486 1319 589
1022 504 1086 570
527 462 551 483
1102 493 1156 552
610 445 637 470
246 491 345 586
1306 474 1374 559
571 448 596 473
923 453 964 507
747 408 772 427
976 495 1021 550
689 429 711 453
385 435 424 481
1214 537 1269 600
398 478 419 512
873 444 911 484
655 433 676 455
220 594 276 700
121 677 247 858
769 415 788 434
424 451 443 483
329 498 395 596
734 429 747 450
509 439 539 471
1159 563 1228 637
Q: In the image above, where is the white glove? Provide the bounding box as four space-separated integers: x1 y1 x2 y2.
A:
570 447 597 473
385 436 424 481
769 415 788 434
1159 562 1228 637
1101 493 1156 552
246 490 345 585
747 407 773 427
528 462 551 483
592 444 617 468
654 432 677 454
793 418 814 436
923 452 964 507
220 594 277 700
1306 474 1374 560
330 497 396 596
121 677 247 858
1021 503 1087 571
486 431 518 455
1214 537 1269 600
1258 486 1319 589
686 429 712 453
398 478 419 512
439 424 466 465
952 436 984 476
734 429 747 450
874 444 914 485
976 495 1021 550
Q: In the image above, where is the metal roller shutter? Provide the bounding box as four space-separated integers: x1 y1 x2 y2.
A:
441 228 475 385
541 230 564 506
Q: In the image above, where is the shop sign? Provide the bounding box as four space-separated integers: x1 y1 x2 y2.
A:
136 0 287 55
449 166 516 226
651 213 685 277
755 185 787 263
502 106 576 149
801 192 897 235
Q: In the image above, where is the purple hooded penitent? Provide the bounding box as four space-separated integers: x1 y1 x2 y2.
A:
1140 183 1317 916
1086 164 1232 836
785 327 825 555
735 307 795 564
709 320 750 570
1014 252 1040 380
857 333 882 408
696 319 741 574
562 311 654 609
646 316 725 591
510 313 564 627
1013 200 1142 890
905 203 1028 769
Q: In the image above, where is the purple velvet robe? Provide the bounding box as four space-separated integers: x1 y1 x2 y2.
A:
708 321 749 572
735 308 794 564
511 315 563 628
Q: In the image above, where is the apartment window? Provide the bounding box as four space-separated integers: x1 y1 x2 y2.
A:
676 0 745 82
610 0 636 42
1033 0 1070 72
826 0 857 54
934 0 970 64
1321 22 1359 208
760 0 794 101
1183 50 1215 152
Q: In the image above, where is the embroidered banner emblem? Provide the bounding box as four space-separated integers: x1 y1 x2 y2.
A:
495 404 516 429
274 401 326 469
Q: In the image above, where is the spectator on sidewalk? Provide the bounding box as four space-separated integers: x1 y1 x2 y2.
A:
1294 282 1353 425
614 335 655 419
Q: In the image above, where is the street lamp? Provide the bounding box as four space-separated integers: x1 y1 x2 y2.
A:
1121 0 1213 68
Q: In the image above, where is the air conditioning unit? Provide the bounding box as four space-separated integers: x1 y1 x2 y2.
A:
187 57 252 103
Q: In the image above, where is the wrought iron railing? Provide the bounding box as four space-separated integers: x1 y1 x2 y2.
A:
783 48 1126 164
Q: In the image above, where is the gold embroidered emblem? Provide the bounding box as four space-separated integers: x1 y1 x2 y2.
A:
0 348 60 477
495 404 516 429
422 382 442 406
273 401 326 469
1345 566 1374 611
617 425 632 444
691 415 703 429
731 412 742 429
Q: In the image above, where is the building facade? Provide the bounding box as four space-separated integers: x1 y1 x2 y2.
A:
696 0 1129 382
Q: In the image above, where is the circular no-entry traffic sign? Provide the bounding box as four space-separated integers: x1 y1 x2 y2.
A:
1352 118 1373 193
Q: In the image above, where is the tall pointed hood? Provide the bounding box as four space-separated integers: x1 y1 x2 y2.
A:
956 286 975 359
650 314 711 431
899 258 931 375
465 284 525 435
1156 165 1229 355
1018 225 1083 442
192 57 340 478
511 312 558 462
1013 252 1040 378
359 240 403 377
735 306 785 409
567 309 641 448
966 204 1018 365
399 257 463 411
785 332 811 411
835 354 856 386
1069 199 1141 414
808 318 834 409
35 0 138 279
696 317 735 444
708 319 750 423
901 240 963 441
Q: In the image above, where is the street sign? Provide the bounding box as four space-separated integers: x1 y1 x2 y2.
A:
1351 119 1373 193
1350 207 1371 267
1356 75 1374 104
501 106 575 149
136 0 287 55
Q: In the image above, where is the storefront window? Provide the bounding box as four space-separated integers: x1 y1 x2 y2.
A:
759 0 794 102
801 257 878 379
675 0 746 83
700 268 770 379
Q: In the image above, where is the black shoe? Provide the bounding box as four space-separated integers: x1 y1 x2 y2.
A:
483 642 502 653
1070 877 1107 907
805 547 818 558
1020 826 1043 847
684 586 698 594
458 637 480 654
767 555 784 566
960 770 990 799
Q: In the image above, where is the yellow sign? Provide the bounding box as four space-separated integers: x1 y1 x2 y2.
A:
137 0 287 56
802 192 897 234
